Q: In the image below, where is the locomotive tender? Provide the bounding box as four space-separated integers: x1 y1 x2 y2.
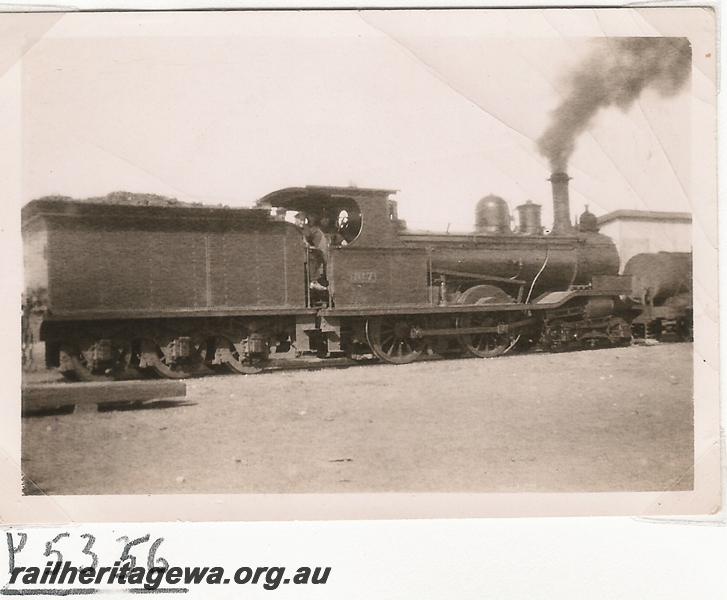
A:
22 176 649 381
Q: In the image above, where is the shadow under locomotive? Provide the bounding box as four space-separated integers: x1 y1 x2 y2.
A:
21 176 692 381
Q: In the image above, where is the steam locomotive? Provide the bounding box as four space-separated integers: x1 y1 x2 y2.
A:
21 174 691 381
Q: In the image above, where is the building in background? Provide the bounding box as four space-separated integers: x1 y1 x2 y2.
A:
596 210 692 272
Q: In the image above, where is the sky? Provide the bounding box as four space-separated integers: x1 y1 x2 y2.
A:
18 9 714 231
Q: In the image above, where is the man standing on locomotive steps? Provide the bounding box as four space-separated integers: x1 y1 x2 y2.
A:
301 214 329 292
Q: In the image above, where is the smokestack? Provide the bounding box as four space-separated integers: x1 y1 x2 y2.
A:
548 172 574 235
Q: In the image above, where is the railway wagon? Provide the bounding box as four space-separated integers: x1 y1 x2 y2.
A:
23 182 633 381
623 251 693 341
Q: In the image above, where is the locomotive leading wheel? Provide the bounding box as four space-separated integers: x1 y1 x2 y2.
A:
365 316 425 365
606 317 632 347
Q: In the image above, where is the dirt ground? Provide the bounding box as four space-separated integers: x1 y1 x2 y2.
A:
21 343 693 495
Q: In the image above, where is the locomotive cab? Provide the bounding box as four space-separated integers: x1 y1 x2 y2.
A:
257 186 429 310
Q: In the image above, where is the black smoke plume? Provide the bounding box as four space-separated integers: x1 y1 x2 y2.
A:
538 38 691 172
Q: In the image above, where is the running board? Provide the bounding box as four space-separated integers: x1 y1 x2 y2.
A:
323 289 624 318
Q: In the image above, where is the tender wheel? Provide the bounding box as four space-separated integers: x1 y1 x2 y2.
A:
206 334 268 375
365 316 425 365
58 337 140 381
138 336 211 379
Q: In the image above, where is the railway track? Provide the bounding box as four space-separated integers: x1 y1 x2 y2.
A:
24 337 690 390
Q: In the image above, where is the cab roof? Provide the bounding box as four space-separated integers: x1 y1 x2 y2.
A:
256 186 396 212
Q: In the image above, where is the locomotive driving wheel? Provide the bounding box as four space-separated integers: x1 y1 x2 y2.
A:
455 313 519 358
206 334 268 375
365 316 425 365
455 284 520 359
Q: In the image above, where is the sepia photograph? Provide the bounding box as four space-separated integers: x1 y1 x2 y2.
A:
0 6 719 520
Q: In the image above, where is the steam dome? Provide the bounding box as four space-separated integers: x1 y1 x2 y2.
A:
475 195 510 234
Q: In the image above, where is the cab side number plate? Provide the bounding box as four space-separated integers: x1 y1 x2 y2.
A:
351 270 378 284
